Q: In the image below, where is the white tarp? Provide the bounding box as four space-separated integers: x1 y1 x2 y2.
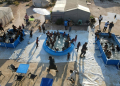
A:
0 7 14 27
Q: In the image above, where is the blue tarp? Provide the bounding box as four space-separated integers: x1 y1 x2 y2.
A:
16 64 29 74
40 78 53 86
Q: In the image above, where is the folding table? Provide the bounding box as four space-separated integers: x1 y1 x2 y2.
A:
40 78 53 86
16 64 29 74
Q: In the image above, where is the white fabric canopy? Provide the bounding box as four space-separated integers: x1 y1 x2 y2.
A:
33 8 50 15
0 7 14 27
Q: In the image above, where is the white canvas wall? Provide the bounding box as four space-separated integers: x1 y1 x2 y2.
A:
0 7 14 27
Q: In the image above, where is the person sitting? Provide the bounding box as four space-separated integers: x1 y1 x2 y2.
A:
63 32 65 37
116 45 120 51
0 23 4 31
2 32 6 42
67 70 78 83
110 43 115 51
9 37 14 43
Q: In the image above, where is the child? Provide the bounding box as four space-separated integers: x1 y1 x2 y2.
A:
22 24 24 29
110 43 115 51
63 32 65 37
76 42 81 52
116 45 120 51
36 37 39 48
67 53 70 60
74 35 77 43
38 26 41 32
30 29 33 38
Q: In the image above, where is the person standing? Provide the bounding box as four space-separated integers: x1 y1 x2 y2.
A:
103 21 109 32
47 56 58 72
42 23 45 34
36 37 39 48
69 20 73 32
76 42 81 52
67 53 70 61
74 35 77 43
30 29 33 38
98 15 103 25
38 25 41 32
80 42 88 57
108 22 114 33
25 13 29 24
64 20 68 30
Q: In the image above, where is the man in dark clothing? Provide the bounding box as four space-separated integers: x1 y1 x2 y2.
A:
42 23 45 34
108 22 114 33
47 56 58 72
80 42 88 57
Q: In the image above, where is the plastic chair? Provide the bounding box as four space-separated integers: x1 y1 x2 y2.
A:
0 71 5 77
14 75 24 81
7 64 18 72
28 73 37 81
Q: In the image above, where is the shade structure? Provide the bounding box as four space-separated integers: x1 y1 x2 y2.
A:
33 8 50 15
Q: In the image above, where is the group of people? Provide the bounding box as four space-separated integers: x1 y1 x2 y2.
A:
98 15 114 33
103 42 120 59
64 20 73 32
0 24 24 43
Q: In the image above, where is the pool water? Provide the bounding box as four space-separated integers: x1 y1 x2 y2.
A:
100 36 120 60
47 34 70 51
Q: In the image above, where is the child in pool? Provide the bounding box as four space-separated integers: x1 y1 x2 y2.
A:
110 43 115 51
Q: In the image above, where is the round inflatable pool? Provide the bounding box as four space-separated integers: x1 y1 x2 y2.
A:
43 32 74 56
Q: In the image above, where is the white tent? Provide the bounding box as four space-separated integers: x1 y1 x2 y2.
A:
0 7 14 27
32 0 50 8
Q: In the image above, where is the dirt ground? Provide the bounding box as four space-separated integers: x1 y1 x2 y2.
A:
88 0 120 35
0 60 80 86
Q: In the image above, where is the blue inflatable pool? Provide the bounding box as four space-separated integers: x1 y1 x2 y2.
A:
43 32 74 56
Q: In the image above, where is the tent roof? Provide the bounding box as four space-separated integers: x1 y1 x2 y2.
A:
65 0 90 13
0 7 12 19
0 7 12 13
